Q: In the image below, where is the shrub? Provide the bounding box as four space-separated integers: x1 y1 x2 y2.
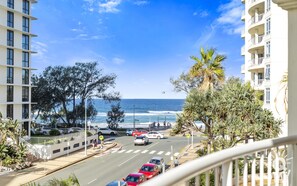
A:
49 129 61 136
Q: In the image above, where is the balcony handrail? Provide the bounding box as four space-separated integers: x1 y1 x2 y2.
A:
141 135 297 186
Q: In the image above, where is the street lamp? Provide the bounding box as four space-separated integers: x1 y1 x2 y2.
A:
133 104 135 130
84 98 87 156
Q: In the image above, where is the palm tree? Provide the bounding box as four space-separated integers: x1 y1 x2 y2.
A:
189 47 226 91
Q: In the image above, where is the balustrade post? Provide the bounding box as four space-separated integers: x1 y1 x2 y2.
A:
243 156 248 186
195 175 200 186
222 161 233 186
260 152 264 186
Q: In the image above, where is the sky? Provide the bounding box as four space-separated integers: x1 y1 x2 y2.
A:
31 0 244 99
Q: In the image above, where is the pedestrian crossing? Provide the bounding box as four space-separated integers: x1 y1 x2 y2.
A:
109 149 179 156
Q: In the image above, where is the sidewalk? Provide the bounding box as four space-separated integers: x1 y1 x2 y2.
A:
0 142 118 186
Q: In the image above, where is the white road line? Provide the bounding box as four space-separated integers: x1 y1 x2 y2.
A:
118 153 139 167
126 150 133 153
165 152 171 156
142 150 149 154
133 150 140 153
149 150 156 154
157 151 164 155
174 152 180 157
118 150 126 153
88 179 97 184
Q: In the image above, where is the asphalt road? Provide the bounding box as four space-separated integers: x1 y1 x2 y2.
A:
35 135 202 186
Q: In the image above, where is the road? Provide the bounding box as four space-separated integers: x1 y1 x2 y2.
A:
35 135 202 186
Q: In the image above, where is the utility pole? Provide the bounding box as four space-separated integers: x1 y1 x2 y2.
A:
133 104 135 130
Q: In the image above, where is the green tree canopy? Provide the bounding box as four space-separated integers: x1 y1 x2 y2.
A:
106 102 125 129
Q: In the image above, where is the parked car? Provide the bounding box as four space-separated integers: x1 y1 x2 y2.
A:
126 129 135 136
70 127 83 132
123 173 146 186
106 181 127 186
97 128 117 135
138 163 159 179
134 136 149 146
142 131 164 139
132 130 148 137
149 156 165 173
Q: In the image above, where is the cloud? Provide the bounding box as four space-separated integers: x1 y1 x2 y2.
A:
112 57 125 65
216 0 244 35
98 0 122 13
193 10 209 17
31 41 48 58
194 24 216 48
133 0 149 6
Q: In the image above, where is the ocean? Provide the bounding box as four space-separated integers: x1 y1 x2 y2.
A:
91 99 185 128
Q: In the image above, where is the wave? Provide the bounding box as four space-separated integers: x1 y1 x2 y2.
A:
96 111 181 117
147 111 182 114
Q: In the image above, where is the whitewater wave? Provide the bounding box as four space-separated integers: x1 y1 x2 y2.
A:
96 111 181 117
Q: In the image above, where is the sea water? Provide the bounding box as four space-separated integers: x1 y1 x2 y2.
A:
91 99 184 128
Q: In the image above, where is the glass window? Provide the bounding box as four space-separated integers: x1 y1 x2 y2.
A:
7 67 14 84
266 88 270 104
7 104 13 119
7 49 14 65
22 104 29 119
22 17 29 32
23 0 30 15
7 0 14 9
7 86 14 102
266 0 271 12
22 87 29 102
266 41 271 58
7 30 14 47
22 34 29 50
266 18 271 35
265 65 270 80
22 69 29 84
7 11 14 28
22 52 29 67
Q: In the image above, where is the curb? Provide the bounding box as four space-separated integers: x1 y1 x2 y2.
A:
22 142 118 185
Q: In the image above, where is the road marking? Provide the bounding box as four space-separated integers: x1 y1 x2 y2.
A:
174 152 180 157
133 150 140 153
142 150 149 154
118 150 126 153
149 150 156 154
88 179 96 184
126 150 133 153
157 151 164 155
118 153 139 167
111 150 117 153
165 152 171 156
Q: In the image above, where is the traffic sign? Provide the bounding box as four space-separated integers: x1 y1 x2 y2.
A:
186 134 191 138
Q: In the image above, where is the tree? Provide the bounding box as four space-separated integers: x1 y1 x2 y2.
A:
170 72 201 94
189 48 226 91
106 102 125 129
32 62 119 126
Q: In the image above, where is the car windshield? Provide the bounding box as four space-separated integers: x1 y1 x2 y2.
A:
149 159 160 165
140 165 154 172
136 136 144 139
125 175 139 182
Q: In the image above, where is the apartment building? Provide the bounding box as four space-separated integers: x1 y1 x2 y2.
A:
241 0 288 136
0 0 36 136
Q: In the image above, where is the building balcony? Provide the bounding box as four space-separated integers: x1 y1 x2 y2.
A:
252 79 265 90
241 11 245 21
241 45 245 56
248 0 265 15
248 35 264 52
241 64 245 74
142 135 297 186
241 29 245 38
242 0 245 4
248 57 264 71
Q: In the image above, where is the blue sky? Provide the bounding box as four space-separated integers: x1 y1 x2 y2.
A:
31 0 244 99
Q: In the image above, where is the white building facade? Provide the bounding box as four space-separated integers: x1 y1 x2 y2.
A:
0 0 36 136
241 0 288 136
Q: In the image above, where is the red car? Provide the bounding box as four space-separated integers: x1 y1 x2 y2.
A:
123 173 146 186
138 163 159 180
132 130 148 137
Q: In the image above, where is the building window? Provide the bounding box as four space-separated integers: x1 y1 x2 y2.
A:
7 86 14 102
7 49 14 65
266 88 271 104
7 11 14 28
265 65 270 80
266 41 271 58
266 0 271 12
7 105 13 119
22 69 29 84
22 87 29 102
7 0 14 9
22 104 29 119
22 52 29 67
7 30 14 47
23 0 30 15
22 17 29 32
7 67 14 84
22 34 29 50
266 18 271 35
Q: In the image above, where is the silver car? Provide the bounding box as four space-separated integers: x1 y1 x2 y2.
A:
134 136 149 146
149 156 164 173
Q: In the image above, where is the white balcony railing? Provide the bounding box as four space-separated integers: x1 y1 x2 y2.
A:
249 13 264 26
142 135 297 186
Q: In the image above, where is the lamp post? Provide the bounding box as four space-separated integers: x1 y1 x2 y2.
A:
133 104 135 130
84 98 87 156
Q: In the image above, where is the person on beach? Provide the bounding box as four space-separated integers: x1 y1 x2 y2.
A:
174 157 179 167
92 139 97 149
99 135 104 149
